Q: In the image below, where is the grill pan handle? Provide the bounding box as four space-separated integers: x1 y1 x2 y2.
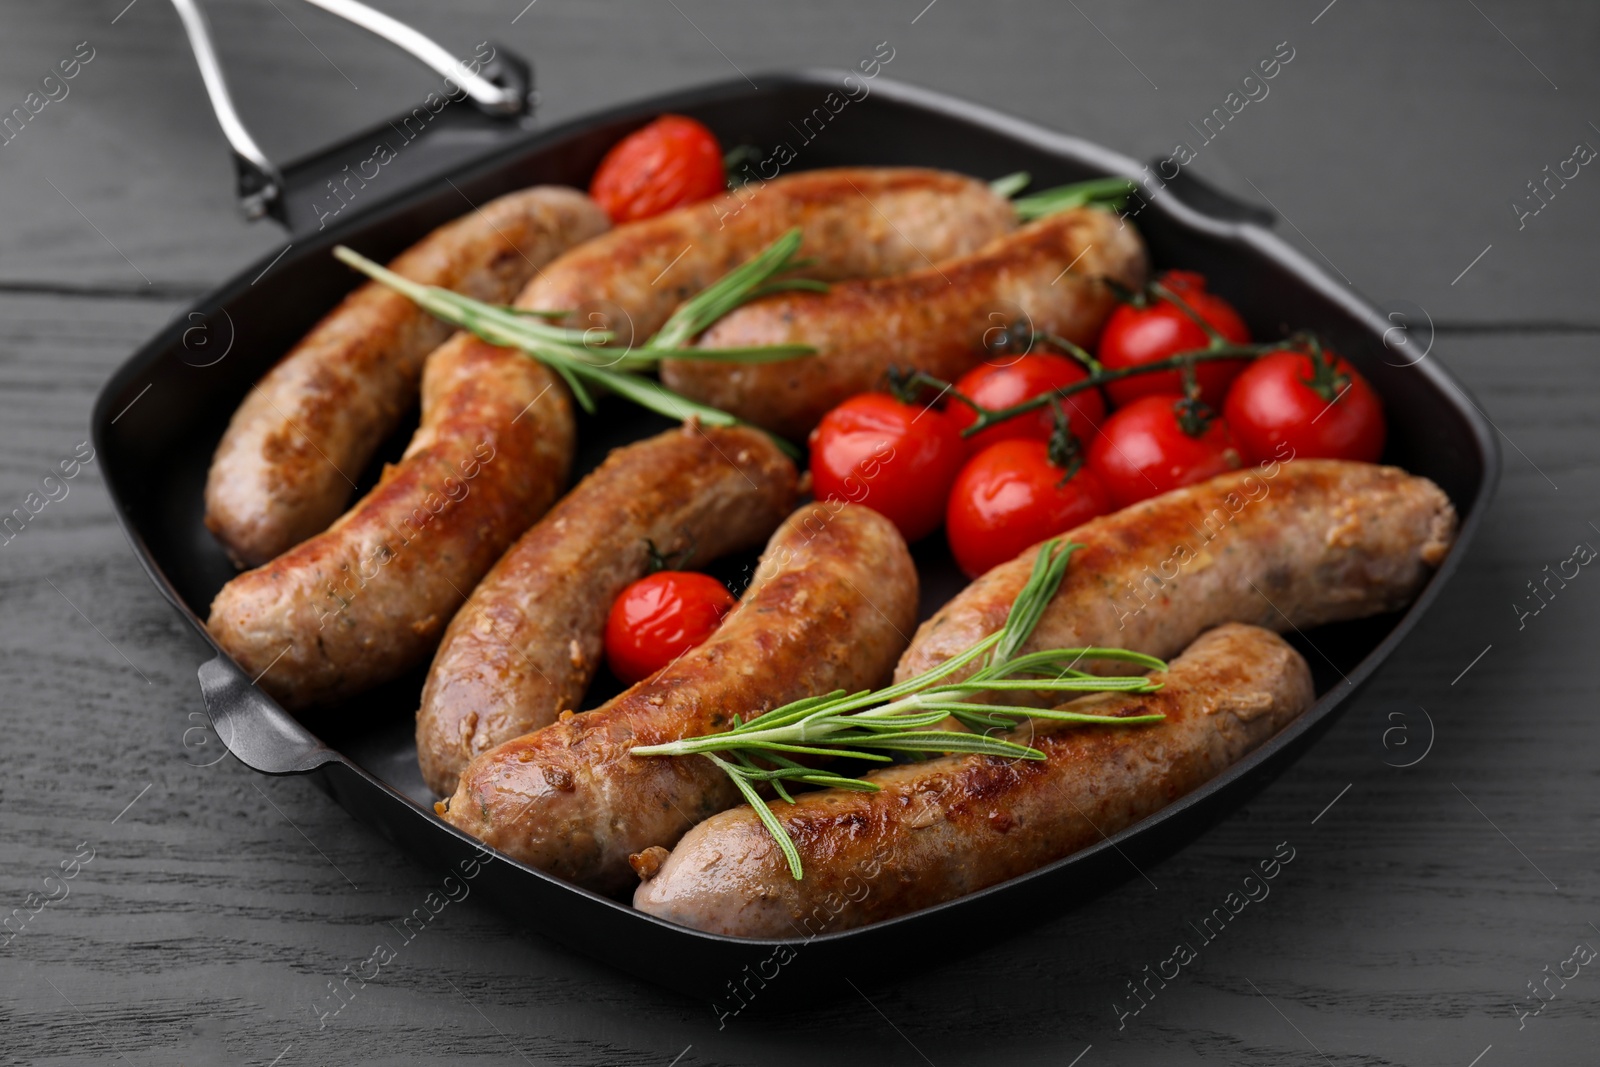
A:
1146 160 1276 227
197 653 340 775
169 0 534 229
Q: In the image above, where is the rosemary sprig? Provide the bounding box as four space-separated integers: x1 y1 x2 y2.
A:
631 539 1167 879
332 245 812 458
334 241 817 370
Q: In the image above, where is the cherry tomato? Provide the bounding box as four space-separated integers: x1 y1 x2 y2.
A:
808 393 966 543
1087 393 1243 508
589 114 725 224
1223 348 1386 464
604 571 735 685
946 440 1112 578
945 353 1107 456
1097 270 1251 408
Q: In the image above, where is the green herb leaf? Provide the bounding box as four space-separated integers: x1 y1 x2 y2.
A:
990 171 1033 199
551 361 596 414
710 754 806 881
1012 176 1136 221
991 541 1079 665
649 227 826 349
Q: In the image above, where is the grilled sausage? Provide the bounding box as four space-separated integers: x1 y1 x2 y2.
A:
520 168 1016 347
659 206 1147 438
440 501 918 895
206 186 607 567
896 459 1456 686
415 423 798 797
207 335 574 710
633 623 1313 936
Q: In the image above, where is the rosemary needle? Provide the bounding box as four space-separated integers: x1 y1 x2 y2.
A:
1011 176 1137 220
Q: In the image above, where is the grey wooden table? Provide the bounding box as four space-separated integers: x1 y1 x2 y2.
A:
3 2 1597 1064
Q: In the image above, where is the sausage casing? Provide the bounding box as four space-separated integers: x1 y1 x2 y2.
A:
205 186 607 567
415 423 798 796
520 168 1016 346
441 501 918 895
896 459 1456 685
633 624 1313 936
659 207 1148 438
207 336 575 710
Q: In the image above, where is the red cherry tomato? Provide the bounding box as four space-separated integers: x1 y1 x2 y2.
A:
604 571 735 685
1097 270 1251 408
808 393 966 543
946 439 1113 578
1223 349 1386 464
945 353 1107 456
1087 393 1243 508
589 114 725 224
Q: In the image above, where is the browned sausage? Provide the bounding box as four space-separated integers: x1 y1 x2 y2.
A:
440 501 918 895
520 168 1016 346
414 423 798 797
205 186 607 567
633 623 1313 936
206 335 574 710
896 459 1456 686
659 206 1148 438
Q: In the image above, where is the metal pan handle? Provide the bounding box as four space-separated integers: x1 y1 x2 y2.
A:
197 653 340 775
300 0 525 114
169 0 533 224
1146 160 1276 228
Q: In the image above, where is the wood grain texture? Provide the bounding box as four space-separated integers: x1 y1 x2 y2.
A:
1 3 1597 1065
